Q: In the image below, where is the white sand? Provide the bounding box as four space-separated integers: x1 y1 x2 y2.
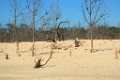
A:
0 39 120 80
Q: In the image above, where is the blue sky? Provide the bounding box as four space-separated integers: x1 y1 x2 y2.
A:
0 0 120 28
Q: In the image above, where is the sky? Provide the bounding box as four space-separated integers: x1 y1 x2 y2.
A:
0 0 120 28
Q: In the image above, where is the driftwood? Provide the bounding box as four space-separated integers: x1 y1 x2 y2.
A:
34 50 53 68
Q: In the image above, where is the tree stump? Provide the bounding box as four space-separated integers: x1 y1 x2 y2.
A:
74 38 80 47
6 54 9 59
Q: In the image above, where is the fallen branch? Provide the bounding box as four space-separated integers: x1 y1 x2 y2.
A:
34 50 53 68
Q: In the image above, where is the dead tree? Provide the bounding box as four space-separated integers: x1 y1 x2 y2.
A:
82 0 109 53
56 21 69 41
9 0 19 42
10 0 20 55
9 0 26 56
26 0 44 56
49 0 69 41
34 50 53 68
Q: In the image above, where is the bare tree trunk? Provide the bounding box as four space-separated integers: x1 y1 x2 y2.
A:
90 32 93 53
16 41 21 56
10 0 21 56
90 0 93 53
32 12 35 56
32 42 35 56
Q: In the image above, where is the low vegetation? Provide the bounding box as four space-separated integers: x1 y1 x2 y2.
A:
0 24 120 42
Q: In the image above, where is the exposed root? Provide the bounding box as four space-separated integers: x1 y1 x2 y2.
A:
34 49 53 68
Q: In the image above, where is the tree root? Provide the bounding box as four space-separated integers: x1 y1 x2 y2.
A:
34 50 53 68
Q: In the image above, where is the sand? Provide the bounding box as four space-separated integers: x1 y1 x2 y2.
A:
0 39 120 80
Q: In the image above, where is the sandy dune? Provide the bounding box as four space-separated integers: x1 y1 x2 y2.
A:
0 39 120 80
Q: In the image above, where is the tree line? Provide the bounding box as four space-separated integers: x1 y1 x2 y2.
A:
0 23 120 42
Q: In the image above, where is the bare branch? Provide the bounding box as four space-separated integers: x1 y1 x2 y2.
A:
26 0 33 13
57 21 69 30
81 6 89 24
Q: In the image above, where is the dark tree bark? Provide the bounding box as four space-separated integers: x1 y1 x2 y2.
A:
56 21 69 41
